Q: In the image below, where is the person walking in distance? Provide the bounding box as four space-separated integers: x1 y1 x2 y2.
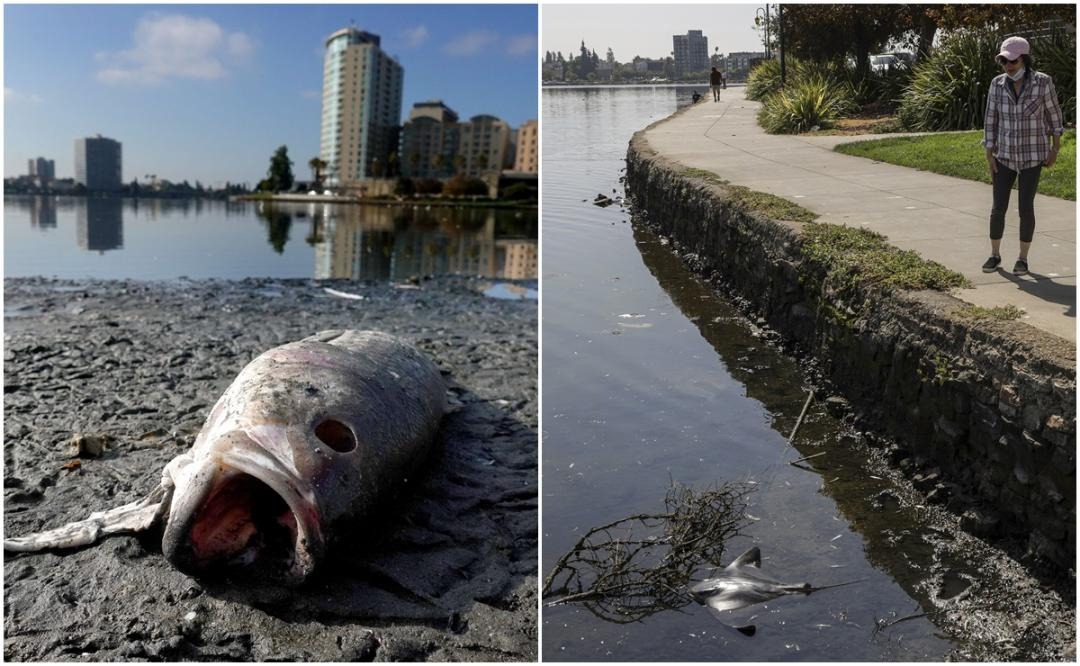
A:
710 66 723 102
981 36 1064 275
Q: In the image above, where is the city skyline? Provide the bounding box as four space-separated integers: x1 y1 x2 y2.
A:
542 4 765 63
5 4 538 186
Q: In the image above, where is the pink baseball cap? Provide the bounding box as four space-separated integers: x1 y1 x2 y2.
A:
998 36 1030 60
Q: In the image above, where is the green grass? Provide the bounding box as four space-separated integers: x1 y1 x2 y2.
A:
682 168 818 223
801 223 972 293
834 130 1076 201
953 304 1024 321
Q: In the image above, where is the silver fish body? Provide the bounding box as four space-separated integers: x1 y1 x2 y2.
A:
5 330 446 585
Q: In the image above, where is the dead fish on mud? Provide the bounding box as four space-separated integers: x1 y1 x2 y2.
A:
690 546 863 636
5 330 445 585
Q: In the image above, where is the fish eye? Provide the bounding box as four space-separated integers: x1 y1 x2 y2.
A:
314 419 356 453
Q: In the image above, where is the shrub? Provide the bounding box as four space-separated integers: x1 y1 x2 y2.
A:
413 178 443 195
443 175 489 197
758 75 856 134
394 177 415 197
500 182 537 201
897 30 1002 131
1032 29 1076 126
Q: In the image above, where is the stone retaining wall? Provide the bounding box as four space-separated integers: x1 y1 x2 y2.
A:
626 130 1076 573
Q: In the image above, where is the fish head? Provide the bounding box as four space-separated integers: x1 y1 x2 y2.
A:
161 428 326 585
161 338 443 585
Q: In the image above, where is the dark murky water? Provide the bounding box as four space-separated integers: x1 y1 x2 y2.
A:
4 196 536 282
541 86 965 661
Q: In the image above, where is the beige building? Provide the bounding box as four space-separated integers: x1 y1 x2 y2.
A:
320 28 404 186
399 100 460 179
497 239 538 279
459 114 511 179
513 120 538 173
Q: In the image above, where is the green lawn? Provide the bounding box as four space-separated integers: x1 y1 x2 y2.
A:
834 129 1076 201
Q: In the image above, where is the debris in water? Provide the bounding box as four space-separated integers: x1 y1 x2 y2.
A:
543 482 751 623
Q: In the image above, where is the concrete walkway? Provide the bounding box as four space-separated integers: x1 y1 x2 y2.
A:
643 87 1076 342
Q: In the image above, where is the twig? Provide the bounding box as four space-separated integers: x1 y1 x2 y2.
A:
789 451 827 466
788 390 815 444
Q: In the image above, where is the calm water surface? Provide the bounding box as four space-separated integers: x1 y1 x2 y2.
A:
4 196 536 282
542 86 963 661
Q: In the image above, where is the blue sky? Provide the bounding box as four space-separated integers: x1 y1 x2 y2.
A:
5 4 538 186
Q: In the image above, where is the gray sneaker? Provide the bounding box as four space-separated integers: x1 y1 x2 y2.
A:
981 255 1001 272
1013 258 1029 275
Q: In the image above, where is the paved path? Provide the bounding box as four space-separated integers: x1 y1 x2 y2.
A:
643 87 1076 341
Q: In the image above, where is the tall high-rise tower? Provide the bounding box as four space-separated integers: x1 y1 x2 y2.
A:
673 30 709 77
320 27 404 186
74 136 122 191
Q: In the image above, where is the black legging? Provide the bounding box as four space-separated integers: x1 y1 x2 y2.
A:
990 159 1042 243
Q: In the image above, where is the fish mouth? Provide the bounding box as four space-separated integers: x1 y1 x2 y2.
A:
162 432 323 585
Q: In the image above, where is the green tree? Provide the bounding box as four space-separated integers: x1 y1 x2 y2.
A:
267 145 294 192
387 151 399 178
781 5 906 76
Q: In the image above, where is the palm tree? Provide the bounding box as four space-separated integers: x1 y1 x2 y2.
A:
308 157 328 189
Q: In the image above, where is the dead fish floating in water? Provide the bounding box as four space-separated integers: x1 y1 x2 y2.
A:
5 330 445 585
689 546 863 636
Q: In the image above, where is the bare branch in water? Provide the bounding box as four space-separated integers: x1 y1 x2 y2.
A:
542 481 751 623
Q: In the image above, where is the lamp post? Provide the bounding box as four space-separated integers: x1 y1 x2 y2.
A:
755 5 771 59
778 3 786 88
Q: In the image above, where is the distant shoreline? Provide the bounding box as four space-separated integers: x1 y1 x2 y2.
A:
542 82 746 89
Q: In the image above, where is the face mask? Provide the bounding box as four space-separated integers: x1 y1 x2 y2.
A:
1008 67 1026 81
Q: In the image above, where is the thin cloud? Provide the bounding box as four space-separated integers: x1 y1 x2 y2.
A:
402 25 429 48
5 87 43 104
96 14 255 85
505 34 537 56
442 30 499 57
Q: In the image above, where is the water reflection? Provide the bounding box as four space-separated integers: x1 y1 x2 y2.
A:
304 203 537 281
254 204 292 254
5 195 536 281
29 197 57 229
76 198 123 252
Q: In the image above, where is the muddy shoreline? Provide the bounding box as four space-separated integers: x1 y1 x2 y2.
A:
3 276 537 662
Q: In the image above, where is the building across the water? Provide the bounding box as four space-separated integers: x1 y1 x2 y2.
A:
319 27 404 186
513 120 538 173
673 29 709 77
74 136 122 191
399 100 461 180
27 157 56 186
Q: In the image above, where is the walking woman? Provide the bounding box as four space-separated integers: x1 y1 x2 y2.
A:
981 36 1064 275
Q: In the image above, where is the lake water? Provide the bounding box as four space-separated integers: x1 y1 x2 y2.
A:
541 86 971 661
4 196 537 282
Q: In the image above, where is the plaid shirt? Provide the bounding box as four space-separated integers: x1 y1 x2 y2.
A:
982 71 1065 172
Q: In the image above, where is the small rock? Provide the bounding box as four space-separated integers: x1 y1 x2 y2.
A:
67 433 110 458
960 507 1001 538
823 395 850 417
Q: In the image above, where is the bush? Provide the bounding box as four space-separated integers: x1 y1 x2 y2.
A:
500 182 537 201
394 177 415 197
758 75 856 134
1033 29 1076 126
897 30 1002 131
413 178 443 195
443 175 489 197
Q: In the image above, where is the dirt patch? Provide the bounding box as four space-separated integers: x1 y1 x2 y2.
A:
4 276 537 661
814 114 902 136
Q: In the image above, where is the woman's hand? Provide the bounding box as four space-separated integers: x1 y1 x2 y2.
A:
1044 148 1058 168
986 149 998 175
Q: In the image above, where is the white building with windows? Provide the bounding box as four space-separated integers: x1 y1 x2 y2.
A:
320 27 404 186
